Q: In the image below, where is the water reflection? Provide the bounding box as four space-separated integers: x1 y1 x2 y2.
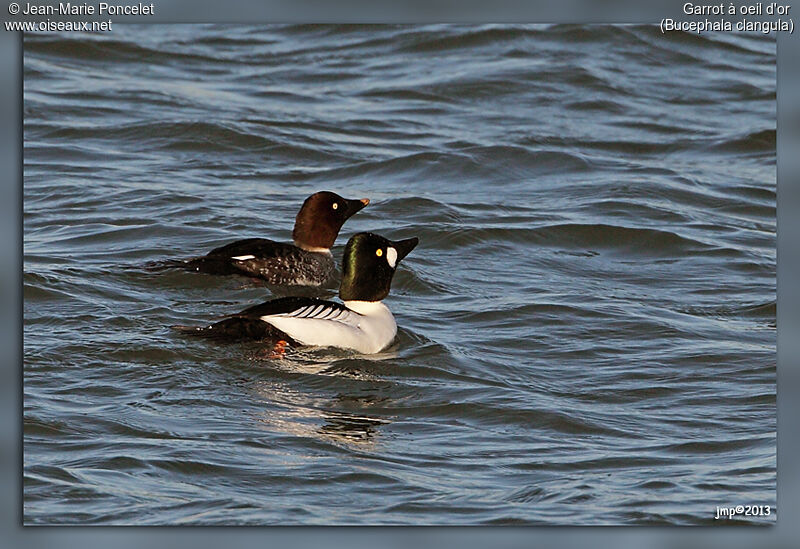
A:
246 355 394 449
319 410 388 443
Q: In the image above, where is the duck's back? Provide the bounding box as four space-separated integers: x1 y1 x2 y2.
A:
187 238 335 286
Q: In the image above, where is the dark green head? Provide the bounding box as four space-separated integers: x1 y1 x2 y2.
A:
339 232 419 302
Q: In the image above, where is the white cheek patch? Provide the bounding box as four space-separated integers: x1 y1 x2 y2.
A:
231 255 256 261
386 247 398 268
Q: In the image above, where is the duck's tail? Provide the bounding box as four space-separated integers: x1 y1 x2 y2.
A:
145 256 240 275
173 317 295 344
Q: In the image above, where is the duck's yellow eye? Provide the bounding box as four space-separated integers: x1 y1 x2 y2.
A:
332 203 338 210
376 249 383 257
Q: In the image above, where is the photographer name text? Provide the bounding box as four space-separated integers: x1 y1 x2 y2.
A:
20 2 153 15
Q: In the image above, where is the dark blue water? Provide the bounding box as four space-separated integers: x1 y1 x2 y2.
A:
23 24 776 524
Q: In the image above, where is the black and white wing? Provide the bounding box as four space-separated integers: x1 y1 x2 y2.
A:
237 297 355 324
236 297 363 347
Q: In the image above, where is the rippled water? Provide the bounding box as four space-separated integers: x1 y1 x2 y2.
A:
23 25 776 525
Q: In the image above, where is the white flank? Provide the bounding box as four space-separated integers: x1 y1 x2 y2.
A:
260 301 396 354
386 247 398 268
231 255 256 261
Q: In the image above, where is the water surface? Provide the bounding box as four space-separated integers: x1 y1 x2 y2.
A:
23 24 776 525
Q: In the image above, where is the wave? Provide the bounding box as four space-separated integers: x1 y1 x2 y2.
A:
711 128 776 154
24 35 233 66
414 222 729 259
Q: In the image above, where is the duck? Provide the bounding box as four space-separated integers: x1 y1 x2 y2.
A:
185 191 369 286
177 232 419 354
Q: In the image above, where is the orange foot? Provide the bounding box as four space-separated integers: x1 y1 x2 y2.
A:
266 340 288 359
